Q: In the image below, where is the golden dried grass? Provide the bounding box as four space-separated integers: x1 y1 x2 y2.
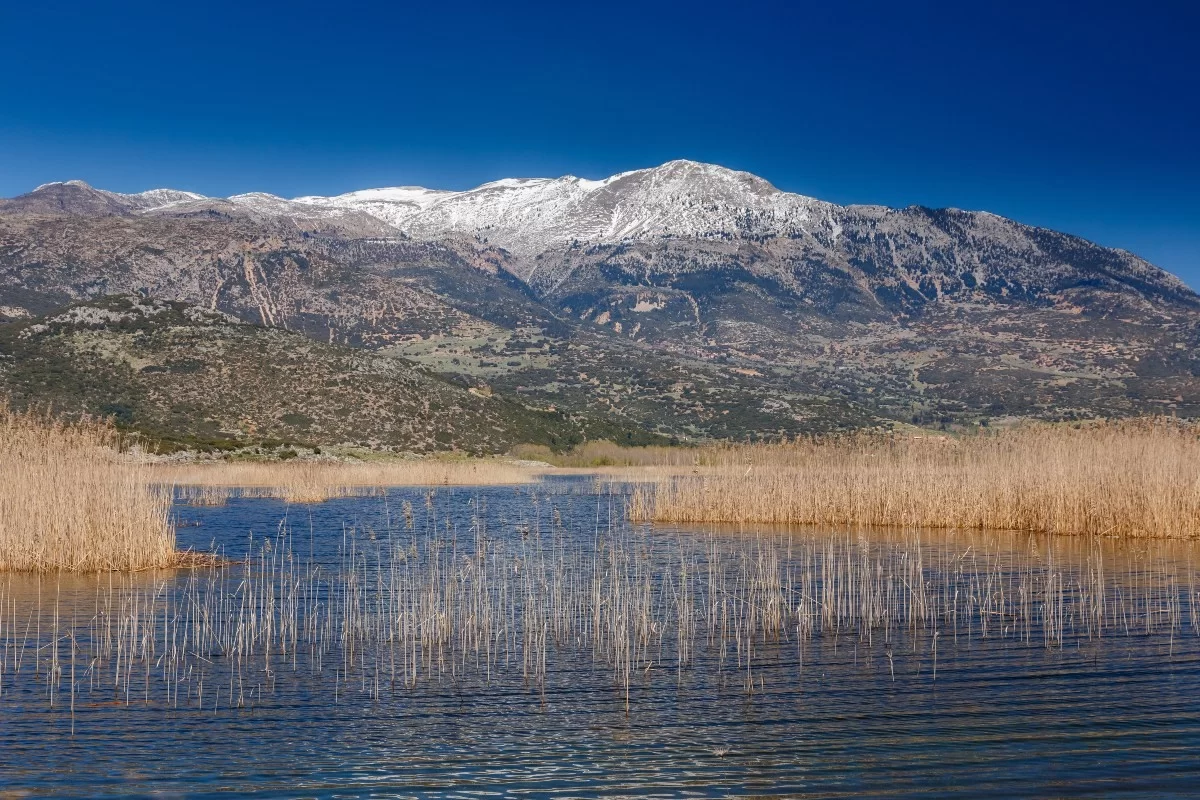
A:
628 420 1200 538
155 458 542 504
512 441 696 468
0 405 177 571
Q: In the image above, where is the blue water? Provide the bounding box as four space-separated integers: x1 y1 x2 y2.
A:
2 478 1200 798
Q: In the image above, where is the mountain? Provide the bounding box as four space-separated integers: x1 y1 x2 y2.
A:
1 162 1197 440
16 163 1190 313
289 160 1194 315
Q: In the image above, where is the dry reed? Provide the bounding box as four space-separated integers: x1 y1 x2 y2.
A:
0 405 177 572
178 486 230 507
512 441 696 468
155 458 542 504
628 420 1200 538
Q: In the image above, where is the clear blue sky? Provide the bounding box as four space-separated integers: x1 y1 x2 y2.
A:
2 1 1197 284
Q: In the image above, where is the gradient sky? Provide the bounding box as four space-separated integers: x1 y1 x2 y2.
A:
2 1 1197 284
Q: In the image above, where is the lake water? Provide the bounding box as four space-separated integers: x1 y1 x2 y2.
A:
2 476 1200 798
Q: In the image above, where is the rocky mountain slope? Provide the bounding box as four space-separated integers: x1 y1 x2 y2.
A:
2 162 1198 441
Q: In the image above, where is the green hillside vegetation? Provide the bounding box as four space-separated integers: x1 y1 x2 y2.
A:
0 295 657 454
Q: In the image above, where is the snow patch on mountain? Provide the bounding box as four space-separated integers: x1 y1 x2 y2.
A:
34 180 93 191
117 188 207 212
292 186 456 227
281 160 837 258
226 192 380 224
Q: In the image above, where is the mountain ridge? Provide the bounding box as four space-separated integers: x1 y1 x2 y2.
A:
10 161 1190 304
2 161 1197 441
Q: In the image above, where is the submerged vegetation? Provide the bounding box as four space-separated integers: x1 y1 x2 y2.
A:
2 502 1199 721
0 405 177 572
629 420 1200 537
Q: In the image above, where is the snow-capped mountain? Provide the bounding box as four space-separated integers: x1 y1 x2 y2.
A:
21 161 838 256
4 162 1200 435
9 161 1194 311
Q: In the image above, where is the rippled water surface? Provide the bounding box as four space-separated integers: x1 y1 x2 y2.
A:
3 477 1200 798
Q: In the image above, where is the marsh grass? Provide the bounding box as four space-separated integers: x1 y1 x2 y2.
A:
0 405 177 572
156 459 542 504
178 486 229 507
628 420 1200 538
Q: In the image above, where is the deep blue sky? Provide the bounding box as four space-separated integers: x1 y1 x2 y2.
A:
2 1 1197 284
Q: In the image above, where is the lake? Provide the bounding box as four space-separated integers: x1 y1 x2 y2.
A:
2 476 1199 798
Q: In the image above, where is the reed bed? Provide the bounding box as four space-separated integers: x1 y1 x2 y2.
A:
2 495 1197 721
156 459 542 504
628 420 1200 538
513 441 697 468
177 486 230 507
0 406 177 572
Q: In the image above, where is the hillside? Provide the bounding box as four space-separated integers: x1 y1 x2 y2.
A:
0 295 637 453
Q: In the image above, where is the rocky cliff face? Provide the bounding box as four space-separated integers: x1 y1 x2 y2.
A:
2 162 1197 440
